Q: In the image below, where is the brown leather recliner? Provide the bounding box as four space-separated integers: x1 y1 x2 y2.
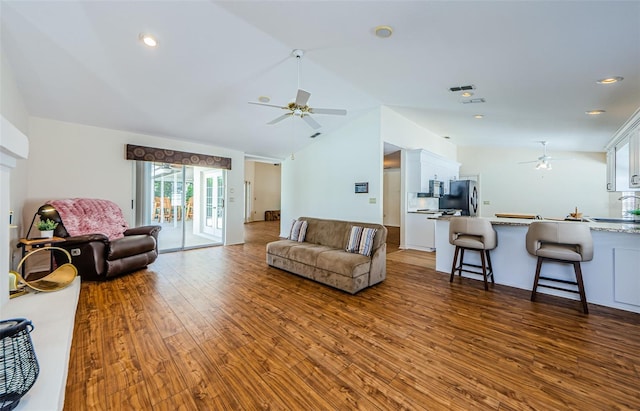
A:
39 198 161 281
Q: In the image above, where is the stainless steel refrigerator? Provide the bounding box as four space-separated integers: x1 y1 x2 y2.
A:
439 180 478 216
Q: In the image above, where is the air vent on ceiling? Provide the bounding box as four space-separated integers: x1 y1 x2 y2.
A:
310 132 321 138
461 98 486 104
449 85 475 92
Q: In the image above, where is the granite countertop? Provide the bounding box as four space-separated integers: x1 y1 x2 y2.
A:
432 216 640 234
488 217 640 234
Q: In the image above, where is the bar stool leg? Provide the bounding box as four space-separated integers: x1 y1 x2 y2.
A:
531 256 543 301
573 262 589 314
485 250 495 284
480 250 489 290
450 246 460 282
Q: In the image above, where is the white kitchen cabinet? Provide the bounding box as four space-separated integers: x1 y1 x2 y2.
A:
614 248 640 306
405 213 436 251
606 147 616 192
407 149 460 194
629 129 640 188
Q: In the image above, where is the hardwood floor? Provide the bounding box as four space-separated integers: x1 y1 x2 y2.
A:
65 221 640 410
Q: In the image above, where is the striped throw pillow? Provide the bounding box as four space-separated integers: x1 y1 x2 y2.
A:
288 219 308 242
346 226 364 253
346 226 378 256
358 227 378 256
296 221 308 242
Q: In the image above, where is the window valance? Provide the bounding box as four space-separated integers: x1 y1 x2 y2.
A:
125 144 231 170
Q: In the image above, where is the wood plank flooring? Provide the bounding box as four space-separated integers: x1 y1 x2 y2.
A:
65 221 640 410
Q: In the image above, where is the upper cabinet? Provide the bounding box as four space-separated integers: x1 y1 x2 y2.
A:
606 147 616 191
629 129 640 188
606 107 640 192
406 149 460 194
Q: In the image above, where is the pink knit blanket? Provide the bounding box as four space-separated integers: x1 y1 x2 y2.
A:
49 198 129 240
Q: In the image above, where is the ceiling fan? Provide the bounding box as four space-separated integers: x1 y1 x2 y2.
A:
519 141 571 170
248 49 347 130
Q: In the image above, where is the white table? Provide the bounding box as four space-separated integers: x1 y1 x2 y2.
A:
1 277 81 410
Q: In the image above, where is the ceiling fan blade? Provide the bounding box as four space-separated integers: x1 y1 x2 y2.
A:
301 115 321 130
295 89 311 107
267 113 293 125
309 108 347 116
518 160 539 164
248 101 288 109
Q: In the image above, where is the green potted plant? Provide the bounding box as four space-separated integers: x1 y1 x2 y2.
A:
36 218 58 238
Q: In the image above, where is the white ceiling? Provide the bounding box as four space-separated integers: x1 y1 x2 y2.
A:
1 1 639 160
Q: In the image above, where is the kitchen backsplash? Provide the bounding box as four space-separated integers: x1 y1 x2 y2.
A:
407 194 439 211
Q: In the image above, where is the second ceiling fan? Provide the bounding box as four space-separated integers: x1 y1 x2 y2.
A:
249 49 347 130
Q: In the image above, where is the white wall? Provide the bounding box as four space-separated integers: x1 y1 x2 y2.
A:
380 106 457 160
1 48 30 308
25 118 246 245
458 146 609 218
280 109 382 236
244 160 255 222
252 162 281 221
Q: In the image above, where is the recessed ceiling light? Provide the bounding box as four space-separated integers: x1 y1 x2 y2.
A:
586 109 606 115
258 96 270 103
461 92 474 98
374 25 393 38
474 114 484 119
139 33 158 48
596 76 623 85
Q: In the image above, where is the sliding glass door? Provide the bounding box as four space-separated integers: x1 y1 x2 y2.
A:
136 162 225 252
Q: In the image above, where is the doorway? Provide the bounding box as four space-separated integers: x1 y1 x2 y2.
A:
137 162 225 252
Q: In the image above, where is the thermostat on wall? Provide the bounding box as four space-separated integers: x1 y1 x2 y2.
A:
355 182 369 193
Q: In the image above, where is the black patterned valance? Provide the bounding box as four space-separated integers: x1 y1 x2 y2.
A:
126 144 231 170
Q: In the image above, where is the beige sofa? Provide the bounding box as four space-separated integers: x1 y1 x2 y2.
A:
266 217 387 294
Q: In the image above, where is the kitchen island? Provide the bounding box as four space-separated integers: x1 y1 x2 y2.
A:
435 217 640 314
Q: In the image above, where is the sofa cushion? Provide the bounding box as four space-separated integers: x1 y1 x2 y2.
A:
266 240 298 258
316 250 371 277
287 243 335 266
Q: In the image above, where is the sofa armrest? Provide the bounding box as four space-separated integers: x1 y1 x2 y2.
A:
60 233 109 246
124 225 161 238
368 243 387 286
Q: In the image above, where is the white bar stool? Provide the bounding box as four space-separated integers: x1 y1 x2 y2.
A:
449 217 497 290
525 221 593 314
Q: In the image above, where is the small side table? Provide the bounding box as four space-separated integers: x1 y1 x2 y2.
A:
17 237 66 279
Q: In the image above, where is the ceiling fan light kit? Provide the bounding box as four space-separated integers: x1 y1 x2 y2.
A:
596 76 623 85
519 141 572 170
248 49 347 130
138 33 158 48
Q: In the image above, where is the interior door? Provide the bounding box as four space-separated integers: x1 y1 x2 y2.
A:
200 168 224 241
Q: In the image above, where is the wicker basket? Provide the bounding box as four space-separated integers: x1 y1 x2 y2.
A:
0 319 39 411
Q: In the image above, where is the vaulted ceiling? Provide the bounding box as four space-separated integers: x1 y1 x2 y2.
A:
2 1 639 160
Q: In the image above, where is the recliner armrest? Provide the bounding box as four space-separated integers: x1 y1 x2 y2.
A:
61 233 109 246
124 225 161 237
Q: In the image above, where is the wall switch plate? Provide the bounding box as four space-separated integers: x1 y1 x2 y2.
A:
369 198 376 204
